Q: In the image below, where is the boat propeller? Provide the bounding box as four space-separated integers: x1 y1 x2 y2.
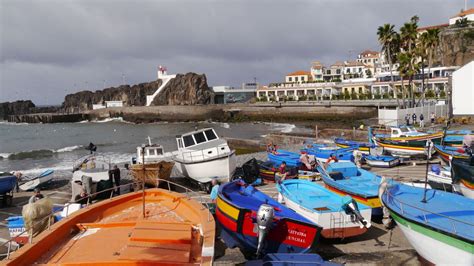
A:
341 196 371 229
256 204 274 257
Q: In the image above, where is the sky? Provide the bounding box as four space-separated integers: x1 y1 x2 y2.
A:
0 0 470 105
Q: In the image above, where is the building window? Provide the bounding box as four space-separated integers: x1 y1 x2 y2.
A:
346 69 350 73
289 77 292 82
301 76 305 81
326 70 331 75
295 77 299 82
336 69 341 74
359 68 362 72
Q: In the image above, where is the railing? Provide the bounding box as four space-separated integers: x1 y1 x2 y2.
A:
1 178 212 260
173 144 232 163
384 188 474 236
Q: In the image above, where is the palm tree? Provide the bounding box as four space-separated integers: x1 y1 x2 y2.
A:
424 29 440 98
377 24 400 107
399 16 420 107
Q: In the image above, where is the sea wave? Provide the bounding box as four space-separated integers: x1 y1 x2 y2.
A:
265 122 296 133
55 145 83 153
5 145 84 160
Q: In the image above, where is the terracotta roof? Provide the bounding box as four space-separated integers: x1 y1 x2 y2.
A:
451 8 474 18
417 23 449 32
345 61 367 67
331 61 345 67
286 70 311 76
359 50 380 57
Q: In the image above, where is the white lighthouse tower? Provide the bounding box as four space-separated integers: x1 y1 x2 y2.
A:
146 65 176 106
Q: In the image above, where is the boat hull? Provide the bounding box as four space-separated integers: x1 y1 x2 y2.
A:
174 152 236 183
454 181 474 199
282 195 370 239
365 158 400 168
0 175 16 194
389 210 474 265
19 175 53 191
130 161 175 187
372 138 427 156
324 184 382 212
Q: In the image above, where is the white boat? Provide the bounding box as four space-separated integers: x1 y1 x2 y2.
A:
427 165 453 191
365 155 400 168
131 137 174 165
72 155 111 183
277 179 371 239
19 169 54 191
172 128 236 187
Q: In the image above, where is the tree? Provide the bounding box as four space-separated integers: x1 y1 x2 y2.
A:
377 24 401 107
420 29 440 103
399 16 420 108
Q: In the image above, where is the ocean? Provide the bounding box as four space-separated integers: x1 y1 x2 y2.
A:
0 119 310 178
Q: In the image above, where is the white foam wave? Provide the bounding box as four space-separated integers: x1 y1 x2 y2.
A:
0 121 29 125
265 122 296 133
93 117 124 123
55 145 83 153
0 153 11 159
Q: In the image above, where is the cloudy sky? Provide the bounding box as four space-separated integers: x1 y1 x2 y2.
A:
0 0 470 105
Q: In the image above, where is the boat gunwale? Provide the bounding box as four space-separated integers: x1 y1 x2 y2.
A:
382 185 474 245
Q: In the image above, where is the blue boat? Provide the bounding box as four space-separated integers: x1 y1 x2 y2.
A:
364 155 400 168
0 173 16 195
303 146 354 163
317 162 383 213
215 180 322 257
277 179 372 239
267 150 301 167
246 253 340 266
433 144 469 163
380 182 474 264
334 138 374 153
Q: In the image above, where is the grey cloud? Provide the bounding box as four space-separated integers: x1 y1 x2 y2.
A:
0 0 465 104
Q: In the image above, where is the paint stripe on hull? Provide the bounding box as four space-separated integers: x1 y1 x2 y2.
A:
390 211 474 264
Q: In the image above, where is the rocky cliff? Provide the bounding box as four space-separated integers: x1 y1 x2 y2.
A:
151 73 214 105
436 25 474 67
62 73 214 112
0 100 35 120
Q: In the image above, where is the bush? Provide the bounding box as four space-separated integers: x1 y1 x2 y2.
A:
343 91 350 100
258 96 268 102
426 90 435 98
350 92 358 100
307 95 316 101
287 96 295 101
269 96 276 102
382 92 391 99
439 90 446 98
298 95 307 101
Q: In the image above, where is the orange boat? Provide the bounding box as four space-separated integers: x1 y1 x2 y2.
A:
5 188 215 265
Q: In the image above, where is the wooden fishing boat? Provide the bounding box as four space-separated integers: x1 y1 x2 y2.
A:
434 144 469 163
303 146 354 163
369 127 438 157
0 173 16 195
19 169 54 191
258 160 298 182
246 253 338 266
216 180 322 257
334 138 372 153
451 157 474 199
5 188 215 265
380 182 474 265
317 162 382 214
277 179 371 239
267 150 301 167
427 165 453 192
365 155 400 168
371 137 430 156
130 161 175 187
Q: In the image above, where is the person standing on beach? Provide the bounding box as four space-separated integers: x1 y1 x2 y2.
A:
405 114 410 126
412 113 417 126
110 165 121 195
210 179 219 204
431 112 436 125
419 113 424 128
28 188 44 204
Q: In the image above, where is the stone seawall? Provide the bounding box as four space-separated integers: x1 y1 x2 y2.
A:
8 104 377 124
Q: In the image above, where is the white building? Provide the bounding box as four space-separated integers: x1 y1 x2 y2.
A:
310 61 324 81
285 71 312 84
449 8 474 25
452 61 474 115
105 101 124 108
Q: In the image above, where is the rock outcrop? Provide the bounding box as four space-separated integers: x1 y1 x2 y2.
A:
151 73 214 105
0 100 35 120
62 81 161 112
436 25 474 67
62 73 214 112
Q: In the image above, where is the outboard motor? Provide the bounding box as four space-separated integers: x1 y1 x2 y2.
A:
341 196 371 229
256 204 274 257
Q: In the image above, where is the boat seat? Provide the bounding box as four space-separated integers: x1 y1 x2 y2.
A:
329 172 344 181
119 221 193 263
